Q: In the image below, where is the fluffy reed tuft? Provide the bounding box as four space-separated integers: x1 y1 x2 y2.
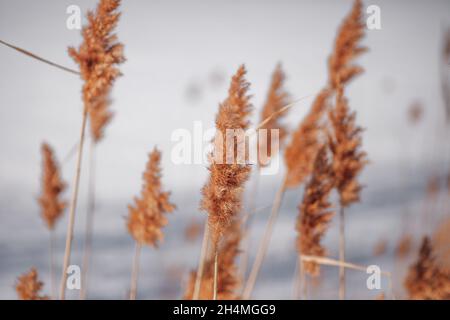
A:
185 220 242 300
284 89 330 188
15 268 48 300
38 143 67 229
328 88 367 207
396 234 413 259
258 64 290 166
68 0 125 142
404 237 450 300
127 148 175 246
296 146 334 276
328 0 366 90
201 65 253 246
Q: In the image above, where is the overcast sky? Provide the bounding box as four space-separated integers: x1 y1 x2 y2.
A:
0 0 449 203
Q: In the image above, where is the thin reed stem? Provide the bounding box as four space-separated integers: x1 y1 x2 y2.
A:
339 206 346 300
193 222 209 300
239 167 260 287
59 109 88 300
0 39 80 75
243 175 287 299
129 243 142 300
49 229 56 300
213 249 218 300
80 141 96 300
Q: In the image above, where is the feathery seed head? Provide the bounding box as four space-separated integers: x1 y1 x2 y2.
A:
38 142 66 230
15 268 48 300
127 148 175 247
68 0 125 142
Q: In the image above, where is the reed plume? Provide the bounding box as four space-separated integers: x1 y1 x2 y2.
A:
395 234 413 259
404 237 450 300
328 88 367 206
68 0 125 141
328 0 366 90
258 64 290 166
199 65 252 300
127 148 176 246
201 65 252 247
126 147 175 299
285 89 330 188
15 268 49 300
61 0 125 299
185 220 242 300
297 146 335 277
38 142 66 299
39 143 66 229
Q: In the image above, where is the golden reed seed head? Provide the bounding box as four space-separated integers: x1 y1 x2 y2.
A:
284 89 331 189
328 0 367 89
201 65 253 247
297 145 334 276
258 64 290 167
15 268 49 300
404 237 450 300
38 142 67 230
127 148 175 247
68 0 125 142
328 88 367 207
184 220 242 300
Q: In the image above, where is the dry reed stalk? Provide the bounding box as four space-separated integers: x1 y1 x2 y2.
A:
0 39 80 75
327 1 367 300
200 65 252 299
185 221 242 300
80 141 96 300
243 90 330 299
126 148 175 299
301 254 394 299
192 222 210 300
60 0 124 300
296 146 334 279
239 64 290 288
329 87 367 300
39 143 67 299
16 268 49 300
59 108 88 300
404 237 450 300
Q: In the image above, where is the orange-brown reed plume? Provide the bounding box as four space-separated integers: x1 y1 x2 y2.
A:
60 0 125 300
258 64 290 166
126 147 175 299
296 146 335 278
199 65 252 299
201 65 253 247
15 268 49 300
185 220 242 300
38 142 66 299
39 143 66 230
404 237 450 300
284 89 330 188
68 0 125 141
326 0 367 300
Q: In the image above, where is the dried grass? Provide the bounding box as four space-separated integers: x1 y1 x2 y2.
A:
38 143 66 230
297 146 334 276
404 237 450 300
201 65 252 247
15 268 48 300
